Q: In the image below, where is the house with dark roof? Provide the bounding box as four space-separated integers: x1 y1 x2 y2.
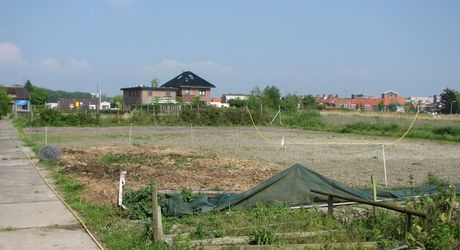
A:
4 85 30 111
121 71 216 108
161 71 215 104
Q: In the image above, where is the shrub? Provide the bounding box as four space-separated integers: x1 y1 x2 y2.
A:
39 109 62 125
433 126 460 137
250 227 279 245
284 110 324 129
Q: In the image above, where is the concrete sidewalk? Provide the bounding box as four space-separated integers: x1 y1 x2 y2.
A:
0 118 99 250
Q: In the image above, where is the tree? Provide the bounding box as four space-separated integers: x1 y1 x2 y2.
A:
112 95 124 109
228 99 247 108
30 88 48 105
24 80 33 92
281 94 300 112
440 88 458 114
261 85 281 110
377 100 385 112
301 95 317 109
192 96 202 107
388 102 398 112
151 78 160 88
0 86 10 118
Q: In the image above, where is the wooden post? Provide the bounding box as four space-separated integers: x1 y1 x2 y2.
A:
129 123 132 144
151 179 163 242
371 175 377 218
447 184 456 223
327 196 333 216
404 213 412 242
190 123 193 147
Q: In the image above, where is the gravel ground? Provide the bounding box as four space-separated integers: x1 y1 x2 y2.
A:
27 125 460 188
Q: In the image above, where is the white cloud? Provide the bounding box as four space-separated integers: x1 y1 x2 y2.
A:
0 42 26 65
141 59 234 76
38 58 63 70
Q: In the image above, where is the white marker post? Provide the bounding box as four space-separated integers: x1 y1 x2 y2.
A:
382 144 388 187
190 124 193 147
282 136 287 165
118 171 127 209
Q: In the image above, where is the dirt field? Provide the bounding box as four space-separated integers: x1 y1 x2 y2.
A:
28 125 460 203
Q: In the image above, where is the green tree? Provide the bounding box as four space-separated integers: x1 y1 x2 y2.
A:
228 99 247 108
0 86 10 118
440 87 458 114
30 88 48 105
191 96 202 107
281 94 299 112
377 100 385 112
24 80 33 92
261 85 281 110
151 78 159 88
112 95 124 109
301 95 317 109
388 102 398 112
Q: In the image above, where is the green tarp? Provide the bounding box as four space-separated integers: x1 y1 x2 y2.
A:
161 164 459 217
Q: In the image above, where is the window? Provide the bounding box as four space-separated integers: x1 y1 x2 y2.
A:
148 90 152 96
165 91 171 97
185 89 190 95
199 89 206 96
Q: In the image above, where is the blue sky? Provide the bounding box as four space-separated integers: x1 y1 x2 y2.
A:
0 0 459 97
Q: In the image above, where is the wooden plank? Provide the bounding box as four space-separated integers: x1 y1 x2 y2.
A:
310 189 427 218
200 242 378 250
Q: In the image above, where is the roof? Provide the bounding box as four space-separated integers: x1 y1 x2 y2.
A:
161 71 215 88
120 86 177 91
5 86 30 100
223 93 250 96
211 98 221 103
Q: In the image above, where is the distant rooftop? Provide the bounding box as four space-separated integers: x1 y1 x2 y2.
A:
161 71 215 88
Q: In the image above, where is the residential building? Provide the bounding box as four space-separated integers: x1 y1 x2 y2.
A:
221 93 250 103
120 86 177 108
161 71 215 104
210 98 230 108
317 91 406 111
5 85 30 111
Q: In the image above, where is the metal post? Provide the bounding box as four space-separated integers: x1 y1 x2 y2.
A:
382 144 388 187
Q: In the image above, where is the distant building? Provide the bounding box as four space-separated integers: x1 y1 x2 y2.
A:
221 93 250 103
121 71 215 108
4 85 30 111
57 98 111 110
317 90 406 111
161 71 215 104
120 86 177 108
210 98 230 108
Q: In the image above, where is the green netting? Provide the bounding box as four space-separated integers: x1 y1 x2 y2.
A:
161 164 459 217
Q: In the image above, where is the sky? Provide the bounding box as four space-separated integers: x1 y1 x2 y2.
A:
0 0 459 98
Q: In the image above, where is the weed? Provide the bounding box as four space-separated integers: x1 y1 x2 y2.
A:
250 227 279 245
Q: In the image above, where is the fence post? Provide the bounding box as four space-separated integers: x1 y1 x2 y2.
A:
45 126 48 146
327 196 333 216
404 213 412 242
150 178 163 242
129 123 132 144
371 175 377 218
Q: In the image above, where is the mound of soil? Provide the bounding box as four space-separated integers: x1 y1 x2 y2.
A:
60 145 280 204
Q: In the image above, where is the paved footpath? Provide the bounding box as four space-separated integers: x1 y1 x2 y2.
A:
0 118 99 250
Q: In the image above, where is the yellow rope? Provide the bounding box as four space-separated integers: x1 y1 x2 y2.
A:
22 149 105 250
245 106 279 145
246 107 419 146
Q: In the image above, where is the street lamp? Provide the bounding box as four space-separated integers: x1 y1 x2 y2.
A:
450 100 456 115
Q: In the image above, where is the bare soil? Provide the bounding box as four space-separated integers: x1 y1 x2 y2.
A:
60 145 280 204
28 125 460 204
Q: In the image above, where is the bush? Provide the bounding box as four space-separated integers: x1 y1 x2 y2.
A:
284 110 324 129
433 126 460 137
39 109 62 125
